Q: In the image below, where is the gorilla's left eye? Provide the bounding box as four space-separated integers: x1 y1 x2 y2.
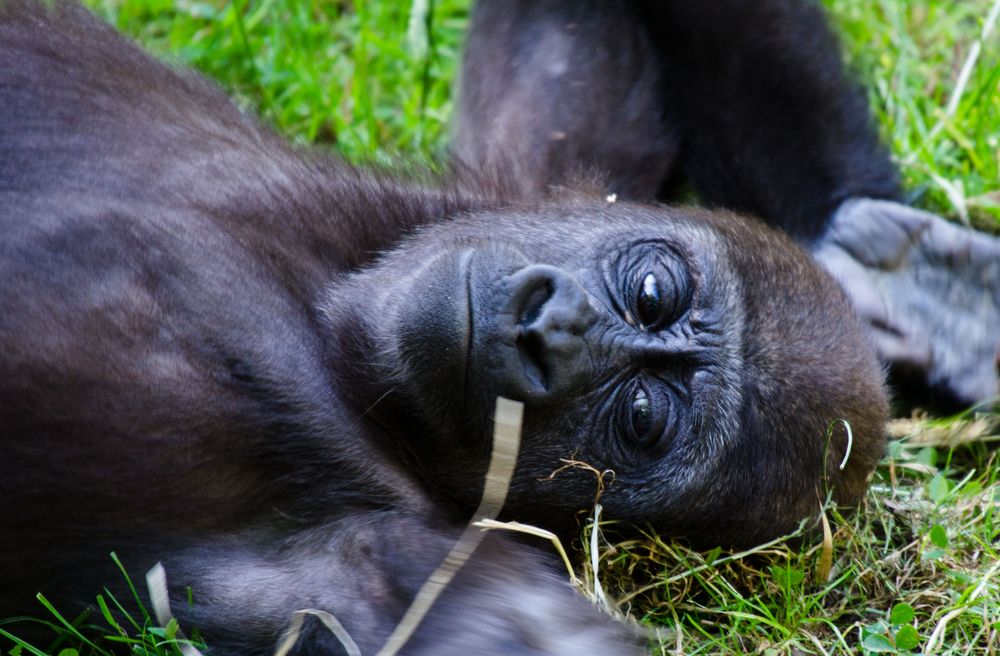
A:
603 242 693 331
631 259 691 331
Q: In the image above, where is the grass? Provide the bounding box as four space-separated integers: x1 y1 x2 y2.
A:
0 554 204 656
2 1 999 655
829 0 1000 229
87 0 470 163
582 412 1000 654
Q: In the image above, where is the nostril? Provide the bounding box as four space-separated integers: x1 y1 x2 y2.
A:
519 280 554 326
517 328 548 392
501 264 595 401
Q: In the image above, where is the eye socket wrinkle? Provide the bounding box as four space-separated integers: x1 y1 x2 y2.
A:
602 240 695 333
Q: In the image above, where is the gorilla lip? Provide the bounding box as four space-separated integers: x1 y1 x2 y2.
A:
461 248 476 412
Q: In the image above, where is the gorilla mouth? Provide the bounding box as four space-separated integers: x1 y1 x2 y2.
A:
516 328 549 392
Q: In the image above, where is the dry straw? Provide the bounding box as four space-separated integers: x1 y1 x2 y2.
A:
268 397 525 656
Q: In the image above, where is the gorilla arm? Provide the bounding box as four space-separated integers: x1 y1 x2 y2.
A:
638 0 1000 405
156 514 642 656
644 0 1000 405
453 0 1000 406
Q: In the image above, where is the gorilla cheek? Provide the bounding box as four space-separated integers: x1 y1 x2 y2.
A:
393 249 474 416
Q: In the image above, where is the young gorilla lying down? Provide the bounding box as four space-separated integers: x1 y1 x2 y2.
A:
0 0 994 654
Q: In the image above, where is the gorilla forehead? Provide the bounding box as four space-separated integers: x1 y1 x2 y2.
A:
405 199 732 260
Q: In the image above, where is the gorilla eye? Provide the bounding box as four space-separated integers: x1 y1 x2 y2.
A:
627 384 665 446
627 251 692 331
636 273 661 329
603 242 693 331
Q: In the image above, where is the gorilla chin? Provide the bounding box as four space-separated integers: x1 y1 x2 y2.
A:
324 200 888 546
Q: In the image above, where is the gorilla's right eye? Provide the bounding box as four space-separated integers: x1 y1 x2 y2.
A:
636 273 662 328
625 383 667 447
602 241 694 332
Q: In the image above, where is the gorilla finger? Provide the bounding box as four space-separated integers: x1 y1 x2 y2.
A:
827 198 929 269
813 246 890 326
918 213 1000 272
872 326 932 372
843 275 890 328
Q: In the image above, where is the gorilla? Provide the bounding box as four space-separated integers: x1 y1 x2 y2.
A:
0 0 994 654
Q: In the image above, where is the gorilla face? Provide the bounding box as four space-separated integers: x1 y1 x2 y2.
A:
388 203 745 449
324 200 887 544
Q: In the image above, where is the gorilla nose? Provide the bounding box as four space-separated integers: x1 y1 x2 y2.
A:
502 264 597 403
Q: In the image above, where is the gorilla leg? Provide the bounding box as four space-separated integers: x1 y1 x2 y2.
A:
452 0 677 199
453 0 899 238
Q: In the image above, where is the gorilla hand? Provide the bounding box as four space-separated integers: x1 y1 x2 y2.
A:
814 198 1000 406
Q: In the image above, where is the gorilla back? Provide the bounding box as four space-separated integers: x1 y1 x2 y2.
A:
0 1 887 653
